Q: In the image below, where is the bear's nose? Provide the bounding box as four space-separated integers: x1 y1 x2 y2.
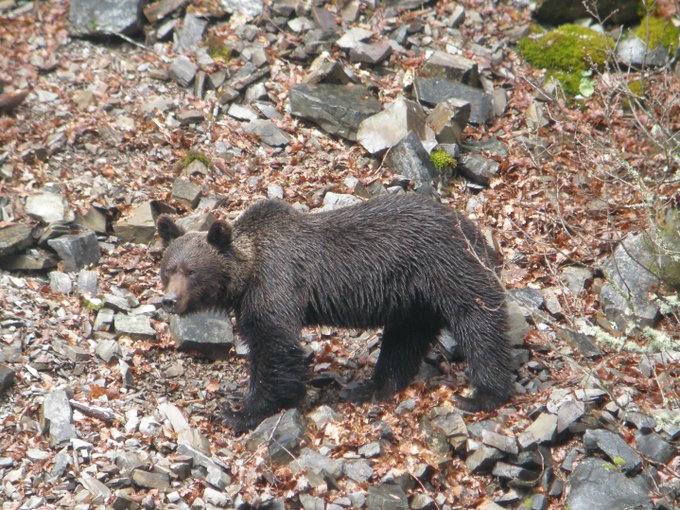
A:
162 294 178 311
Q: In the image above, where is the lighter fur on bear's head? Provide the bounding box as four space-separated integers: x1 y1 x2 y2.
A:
156 215 254 315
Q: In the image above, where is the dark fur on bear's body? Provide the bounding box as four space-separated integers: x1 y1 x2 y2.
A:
157 193 512 433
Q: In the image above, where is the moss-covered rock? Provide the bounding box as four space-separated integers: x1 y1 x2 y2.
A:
517 24 614 96
633 15 679 53
429 146 457 171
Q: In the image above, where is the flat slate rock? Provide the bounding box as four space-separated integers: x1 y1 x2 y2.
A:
47 230 100 272
0 223 34 257
566 458 652 510
414 76 494 124
69 0 144 36
289 83 381 141
169 311 234 359
583 428 642 474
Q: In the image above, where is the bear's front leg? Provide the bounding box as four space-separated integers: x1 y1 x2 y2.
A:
225 316 307 433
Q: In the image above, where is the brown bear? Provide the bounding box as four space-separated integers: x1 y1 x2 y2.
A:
156 193 512 433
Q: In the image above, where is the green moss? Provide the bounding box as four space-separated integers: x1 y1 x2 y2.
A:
517 24 615 96
612 456 626 467
627 78 646 96
207 36 232 61
633 16 679 52
429 146 457 171
181 150 211 168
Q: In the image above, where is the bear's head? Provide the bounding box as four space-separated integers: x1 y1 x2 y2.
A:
156 215 248 315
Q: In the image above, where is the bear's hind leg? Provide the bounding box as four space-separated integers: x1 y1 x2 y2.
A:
369 317 442 400
451 307 513 412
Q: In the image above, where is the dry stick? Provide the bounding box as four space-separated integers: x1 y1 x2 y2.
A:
69 399 120 424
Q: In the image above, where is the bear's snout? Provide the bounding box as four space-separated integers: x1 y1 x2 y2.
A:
162 293 179 312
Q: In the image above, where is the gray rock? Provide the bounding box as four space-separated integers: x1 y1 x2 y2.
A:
409 493 434 510
206 464 231 489
228 103 258 121
506 297 530 346
583 429 642 474
306 55 358 85
420 50 479 87
41 388 77 446
336 26 373 49
243 119 289 147
114 201 175 244
517 413 557 448
76 206 110 234
203 486 230 507
95 338 123 362
344 459 373 482
114 314 156 339
289 83 381 141
177 109 204 125
558 329 603 358
533 0 639 25
76 269 98 296
0 223 34 257
47 230 100 272
0 248 58 271
0 364 15 394
171 178 202 209
169 311 234 359
49 271 72 294
174 12 207 51
457 153 499 186
617 36 670 69
481 429 518 455
93 309 115 333
622 411 656 433
300 494 325 510
414 77 494 124
635 431 675 464
556 399 584 434
465 446 503 473
104 293 133 312
246 409 306 464
26 191 75 224
307 405 339 427
366 483 408 510
491 461 538 482
115 450 150 473
599 232 661 328
225 61 270 92
318 192 362 211
384 131 437 194
421 406 467 452
169 55 197 88
566 457 652 510
69 0 143 36
359 441 382 458
560 266 593 294
357 96 436 154
291 447 344 480
509 288 544 316
218 0 263 19
427 98 470 145
349 41 392 64
131 469 170 490
47 451 70 481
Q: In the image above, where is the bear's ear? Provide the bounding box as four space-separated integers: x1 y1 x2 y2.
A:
157 215 185 247
207 220 233 252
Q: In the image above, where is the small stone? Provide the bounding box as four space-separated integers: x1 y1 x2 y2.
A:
318 192 361 212
583 429 642 474
171 178 202 208
481 429 518 455
114 314 156 339
169 311 234 359
307 405 338 428
131 469 170 490
77 269 98 295
69 0 143 36
385 131 438 194
635 431 674 464
518 413 558 448
243 119 289 147
168 56 197 88
359 441 382 458
228 103 258 121
366 484 408 510
622 411 656 433
349 41 392 64
64 345 90 363
47 230 100 272
49 271 72 294
457 153 499 186
344 459 373 482
176 109 204 125
556 399 585 434
203 486 230 507
26 191 75 224
93 309 115 333
246 409 306 465
174 12 207 51
465 446 503 473
41 388 77 446
414 76 494 124
420 50 479 86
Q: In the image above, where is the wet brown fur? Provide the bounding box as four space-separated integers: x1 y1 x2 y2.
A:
157 194 513 433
